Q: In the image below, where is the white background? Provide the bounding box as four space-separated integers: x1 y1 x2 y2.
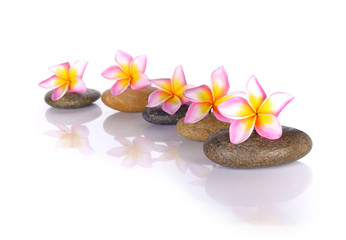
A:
1 0 345 239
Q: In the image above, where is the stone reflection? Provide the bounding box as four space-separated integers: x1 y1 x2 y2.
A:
45 104 102 125
204 162 313 224
44 104 102 155
103 112 150 138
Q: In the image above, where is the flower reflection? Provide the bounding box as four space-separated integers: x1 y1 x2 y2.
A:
232 205 285 225
44 124 94 155
154 140 215 181
108 136 166 169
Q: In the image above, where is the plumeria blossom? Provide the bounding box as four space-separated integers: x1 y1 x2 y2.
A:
39 61 88 101
147 65 192 115
101 50 150 95
183 66 241 123
218 75 294 144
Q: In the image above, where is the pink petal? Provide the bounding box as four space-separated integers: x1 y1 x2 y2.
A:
246 75 267 112
147 90 172 107
71 125 89 136
213 106 233 123
76 139 94 155
229 116 257 144
69 60 88 79
162 95 182 115
108 146 130 157
183 85 213 103
101 65 129 80
137 152 153 168
184 102 212 123
51 83 69 101
115 50 133 73
49 62 70 79
113 136 132 146
130 55 147 74
110 79 129 95
211 66 229 101
150 78 172 92
218 96 255 119
39 75 66 89
69 77 87 93
255 114 282 139
130 73 151 89
259 92 294 117
172 65 187 93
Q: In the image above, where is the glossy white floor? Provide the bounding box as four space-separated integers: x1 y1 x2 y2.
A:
1 0 345 239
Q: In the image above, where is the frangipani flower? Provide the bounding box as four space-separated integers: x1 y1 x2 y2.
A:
218 75 294 144
101 50 150 95
183 66 241 123
147 65 192 115
39 61 88 101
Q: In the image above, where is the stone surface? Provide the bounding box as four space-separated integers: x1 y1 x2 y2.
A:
176 113 230 141
44 88 101 109
142 104 189 125
203 126 312 168
101 86 156 112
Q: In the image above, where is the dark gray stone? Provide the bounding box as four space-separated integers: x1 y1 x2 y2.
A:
142 105 189 125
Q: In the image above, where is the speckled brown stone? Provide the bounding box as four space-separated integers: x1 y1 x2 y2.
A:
176 113 230 141
101 86 156 112
203 126 312 168
44 88 100 109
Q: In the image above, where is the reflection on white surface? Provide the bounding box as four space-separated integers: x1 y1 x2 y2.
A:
143 124 185 142
155 141 214 181
44 125 94 155
44 105 102 155
143 124 216 181
108 136 166 169
103 116 215 180
103 112 150 138
41 107 315 225
45 104 102 125
205 162 312 224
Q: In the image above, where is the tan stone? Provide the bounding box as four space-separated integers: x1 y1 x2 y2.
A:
176 113 230 141
101 86 156 112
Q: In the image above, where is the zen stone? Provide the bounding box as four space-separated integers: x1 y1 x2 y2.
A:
203 126 313 168
176 113 230 141
101 86 156 112
44 88 101 109
142 105 189 125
